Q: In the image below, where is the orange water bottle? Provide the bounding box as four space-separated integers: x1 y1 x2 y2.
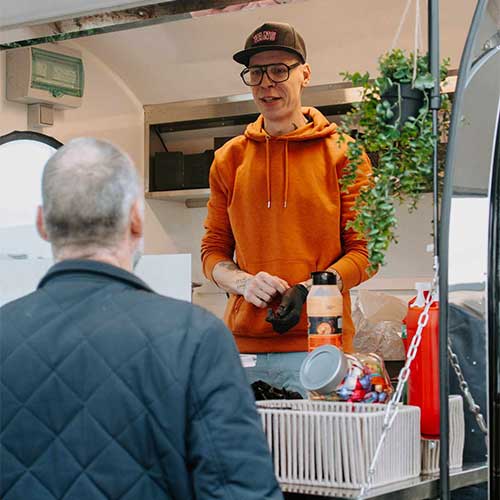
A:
307 271 343 351
403 282 440 438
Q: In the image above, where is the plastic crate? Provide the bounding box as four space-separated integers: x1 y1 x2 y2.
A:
257 400 421 489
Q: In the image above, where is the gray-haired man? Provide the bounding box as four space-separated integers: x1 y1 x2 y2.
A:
0 138 282 500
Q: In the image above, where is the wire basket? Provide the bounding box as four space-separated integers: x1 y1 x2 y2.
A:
257 400 421 489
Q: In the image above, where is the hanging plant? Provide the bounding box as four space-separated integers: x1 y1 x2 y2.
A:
338 49 450 274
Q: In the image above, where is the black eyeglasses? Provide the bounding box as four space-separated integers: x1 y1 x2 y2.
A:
240 62 301 86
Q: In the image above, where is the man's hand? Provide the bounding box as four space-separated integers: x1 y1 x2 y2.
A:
243 271 289 308
266 284 308 334
212 262 289 308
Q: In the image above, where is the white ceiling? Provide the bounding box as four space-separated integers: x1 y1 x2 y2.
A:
68 0 477 105
0 0 173 29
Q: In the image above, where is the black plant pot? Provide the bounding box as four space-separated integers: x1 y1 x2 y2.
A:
382 83 425 128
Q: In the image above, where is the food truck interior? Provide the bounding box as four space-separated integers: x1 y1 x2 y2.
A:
0 1 498 499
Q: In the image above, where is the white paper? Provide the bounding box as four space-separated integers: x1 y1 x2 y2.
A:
240 354 257 368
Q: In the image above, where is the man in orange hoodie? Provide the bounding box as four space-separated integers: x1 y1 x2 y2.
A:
201 22 373 395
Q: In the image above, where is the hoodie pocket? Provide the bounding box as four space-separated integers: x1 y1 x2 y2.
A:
226 259 315 336
226 294 252 333
228 297 273 337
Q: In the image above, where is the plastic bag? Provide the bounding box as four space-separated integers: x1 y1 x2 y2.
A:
352 290 406 360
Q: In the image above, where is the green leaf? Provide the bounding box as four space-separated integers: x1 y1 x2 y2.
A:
414 74 435 90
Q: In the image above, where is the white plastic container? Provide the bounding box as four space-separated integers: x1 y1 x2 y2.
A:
421 395 465 474
257 400 421 489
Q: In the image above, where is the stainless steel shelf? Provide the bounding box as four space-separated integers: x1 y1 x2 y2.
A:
145 189 209 207
281 463 488 499
144 76 457 126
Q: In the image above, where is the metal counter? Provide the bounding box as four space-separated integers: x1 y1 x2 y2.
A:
282 463 487 499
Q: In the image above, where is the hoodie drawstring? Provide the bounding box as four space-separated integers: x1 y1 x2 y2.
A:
265 136 290 209
284 140 289 209
265 135 271 208
245 109 334 209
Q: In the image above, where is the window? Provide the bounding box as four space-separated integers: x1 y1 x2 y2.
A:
448 196 490 287
0 131 62 259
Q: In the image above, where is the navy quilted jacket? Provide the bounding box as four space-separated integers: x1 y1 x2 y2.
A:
0 260 283 500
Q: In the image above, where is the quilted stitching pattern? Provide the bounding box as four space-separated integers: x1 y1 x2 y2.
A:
1 265 190 499
1 261 283 500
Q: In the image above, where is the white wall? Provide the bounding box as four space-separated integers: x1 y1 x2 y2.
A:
0 41 200 300
0 41 151 254
0 43 143 164
0 52 27 133
48 42 143 162
1 41 143 165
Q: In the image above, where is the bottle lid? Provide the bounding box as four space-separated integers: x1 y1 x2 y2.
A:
300 345 348 394
415 282 431 292
412 281 432 308
311 271 336 285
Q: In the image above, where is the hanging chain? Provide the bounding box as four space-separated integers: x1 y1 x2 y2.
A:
448 340 488 437
358 270 438 498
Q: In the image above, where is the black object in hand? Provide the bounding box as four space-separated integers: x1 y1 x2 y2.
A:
266 284 308 334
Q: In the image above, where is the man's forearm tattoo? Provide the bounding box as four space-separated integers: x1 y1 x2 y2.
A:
217 261 238 271
214 261 250 295
235 271 250 294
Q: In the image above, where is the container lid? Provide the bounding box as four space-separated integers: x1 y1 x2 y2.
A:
311 271 336 285
299 345 348 394
415 281 431 291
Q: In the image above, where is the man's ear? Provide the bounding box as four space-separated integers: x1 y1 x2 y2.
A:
130 199 144 240
36 206 50 241
301 63 311 87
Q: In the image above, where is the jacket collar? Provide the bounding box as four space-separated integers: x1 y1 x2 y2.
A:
38 259 154 293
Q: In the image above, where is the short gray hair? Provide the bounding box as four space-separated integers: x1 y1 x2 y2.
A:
41 137 141 250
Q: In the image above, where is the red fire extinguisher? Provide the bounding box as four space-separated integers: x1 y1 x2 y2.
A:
403 282 440 439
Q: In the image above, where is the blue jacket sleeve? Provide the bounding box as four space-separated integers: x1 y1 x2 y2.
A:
186 313 283 500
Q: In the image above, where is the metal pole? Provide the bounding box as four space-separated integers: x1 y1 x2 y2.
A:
428 1 450 498
429 0 440 255
489 126 500 500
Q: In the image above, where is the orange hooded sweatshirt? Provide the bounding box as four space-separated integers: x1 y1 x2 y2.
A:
201 107 373 353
